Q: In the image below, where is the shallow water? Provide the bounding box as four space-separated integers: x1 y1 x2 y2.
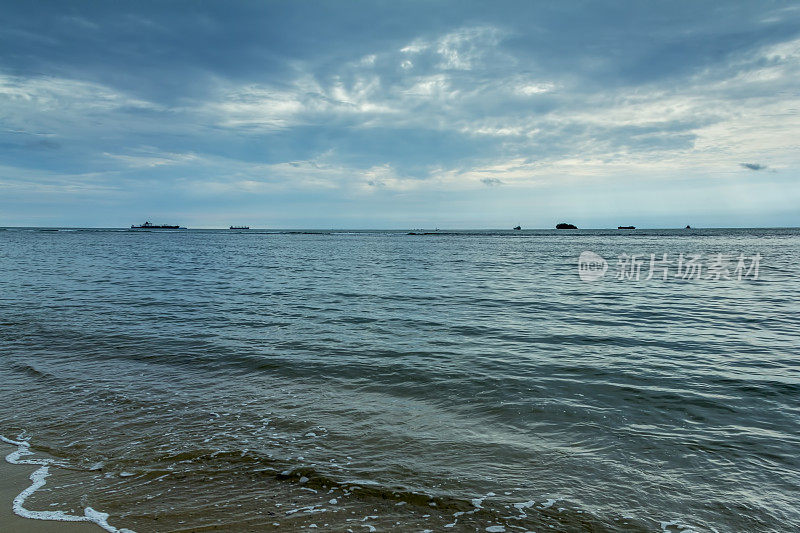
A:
0 228 798 532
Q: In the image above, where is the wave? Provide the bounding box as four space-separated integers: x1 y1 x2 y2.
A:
0 427 644 531
1 435 134 532
66 440 632 531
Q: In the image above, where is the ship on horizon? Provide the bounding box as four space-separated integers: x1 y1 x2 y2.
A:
130 221 185 229
229 225 250 230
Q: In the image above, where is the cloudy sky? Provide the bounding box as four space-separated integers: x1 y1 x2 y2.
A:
2 1 799 228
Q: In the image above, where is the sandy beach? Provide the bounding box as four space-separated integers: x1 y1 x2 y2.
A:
0 444 99 533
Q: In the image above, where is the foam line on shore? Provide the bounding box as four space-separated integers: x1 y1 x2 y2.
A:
1 435 135 533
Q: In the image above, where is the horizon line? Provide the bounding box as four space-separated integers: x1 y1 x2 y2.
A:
2 225 799 231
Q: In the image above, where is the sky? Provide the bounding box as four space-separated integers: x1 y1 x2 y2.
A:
1 0 799 228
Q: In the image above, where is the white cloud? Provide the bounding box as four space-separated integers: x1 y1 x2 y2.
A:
399 26 508 70
435 26 506 70
0 74 160 113
400 40 427 54
516 82 556 95
104 149 199 168
402 74 454 98
205 85 305 130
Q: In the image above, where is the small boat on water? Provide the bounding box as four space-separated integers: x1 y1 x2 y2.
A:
230 225 250 230
513 225 521 230
618 226 636 230
131 221 185 229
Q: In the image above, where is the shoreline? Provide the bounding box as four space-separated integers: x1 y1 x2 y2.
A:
0 443 104 533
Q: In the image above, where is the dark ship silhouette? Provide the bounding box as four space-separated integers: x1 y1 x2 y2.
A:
131 221 185 229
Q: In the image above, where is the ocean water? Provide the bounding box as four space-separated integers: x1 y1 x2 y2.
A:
0 227 798 532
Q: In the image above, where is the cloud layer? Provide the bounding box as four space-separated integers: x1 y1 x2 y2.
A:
1 1 799 227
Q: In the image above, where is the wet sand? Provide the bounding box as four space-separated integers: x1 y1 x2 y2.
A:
0 444 99 533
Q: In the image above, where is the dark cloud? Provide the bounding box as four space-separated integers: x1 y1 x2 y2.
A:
740 163 768 171
481 178 504 186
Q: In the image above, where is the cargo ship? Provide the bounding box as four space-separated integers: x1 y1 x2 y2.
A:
229 225 250 230
130 221 185 229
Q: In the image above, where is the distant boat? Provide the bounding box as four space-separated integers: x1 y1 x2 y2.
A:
556 222 578 229
131 221 185 229
685 225 691 229
618 225 636 230
230 226 250 230
513 225 521 230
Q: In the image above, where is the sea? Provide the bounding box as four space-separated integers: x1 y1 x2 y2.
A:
0 227 798 532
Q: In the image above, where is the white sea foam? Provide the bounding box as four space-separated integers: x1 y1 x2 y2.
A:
340 479 381 486
472 491 496 509
286 504 327 515
660 519 698 532
2 435 134 532
540 499 557 509
513 500 535 510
